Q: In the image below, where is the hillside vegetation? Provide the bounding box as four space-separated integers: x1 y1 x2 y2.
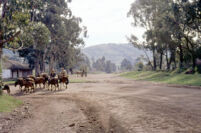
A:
121 71 201 86
83 43 149 66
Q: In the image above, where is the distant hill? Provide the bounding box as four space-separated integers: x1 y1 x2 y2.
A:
82 43 149 66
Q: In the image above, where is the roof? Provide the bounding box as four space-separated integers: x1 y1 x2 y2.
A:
2 59 32 70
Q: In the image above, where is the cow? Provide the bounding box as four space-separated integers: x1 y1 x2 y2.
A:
58 74 69 89
34 77 46 88
2 84 10 94
15 78 25 92
15 78 35 93
48 78 59 91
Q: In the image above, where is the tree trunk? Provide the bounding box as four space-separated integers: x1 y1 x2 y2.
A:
42 54 46 72
35 56 40 76
172 51 177 70
184 35 196 72
179 44 184 69
153 48 157 71
166 52 169 70
143 49 153 70
49 56 54 73
192 54 196 73
166 50 172 70
39 53 45 73
0 47 3 82
159 52 163 70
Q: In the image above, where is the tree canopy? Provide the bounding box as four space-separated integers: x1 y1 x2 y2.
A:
128 0 201 72
0 0 87 78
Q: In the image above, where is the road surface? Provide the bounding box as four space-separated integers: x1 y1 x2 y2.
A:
1 74 201 133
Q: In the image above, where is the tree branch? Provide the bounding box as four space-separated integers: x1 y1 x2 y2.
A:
0 31 21 46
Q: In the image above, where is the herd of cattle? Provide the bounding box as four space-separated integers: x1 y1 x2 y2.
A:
15 73 69 93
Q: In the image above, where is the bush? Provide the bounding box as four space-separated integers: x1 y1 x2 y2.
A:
135 62 144 71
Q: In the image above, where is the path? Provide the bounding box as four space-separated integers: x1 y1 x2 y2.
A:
1 74 201 133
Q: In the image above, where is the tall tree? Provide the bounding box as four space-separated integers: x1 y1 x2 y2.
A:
0 0 31 80
128 0 201 71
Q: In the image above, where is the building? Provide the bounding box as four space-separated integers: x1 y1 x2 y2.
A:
2 59 33 79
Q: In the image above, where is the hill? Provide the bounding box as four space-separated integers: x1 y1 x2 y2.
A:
82 43 148 66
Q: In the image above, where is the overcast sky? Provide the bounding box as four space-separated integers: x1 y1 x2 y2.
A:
69 0 145 47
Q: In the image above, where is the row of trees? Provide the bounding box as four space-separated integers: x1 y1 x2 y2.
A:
92 57 117 73
128 0 201 72
91 57 136 73
0 0 86 78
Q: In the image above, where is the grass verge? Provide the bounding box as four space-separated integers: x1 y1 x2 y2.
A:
120 71 201 86
0 95 23 113
4 80 15 85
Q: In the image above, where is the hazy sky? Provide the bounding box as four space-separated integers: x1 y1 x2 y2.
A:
69 0 145 47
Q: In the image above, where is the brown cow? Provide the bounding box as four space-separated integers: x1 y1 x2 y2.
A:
40 73 49 81
28 75 36 80
48 78 59 91
34 77 46 88
2 85 10 94
15 78 25 92
15 78 35 93
58 74 69 89
40 73 49 87
24 80 35 93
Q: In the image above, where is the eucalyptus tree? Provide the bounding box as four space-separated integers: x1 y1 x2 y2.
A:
55 16 86 70
121 59 133 71
128 0 166 70
0 0 33 80
128 0 187 70
17 0 87 72
38 0 86 71
172 0 201 71
19 22 50 75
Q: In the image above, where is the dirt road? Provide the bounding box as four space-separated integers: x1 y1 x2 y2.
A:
1 74 201 133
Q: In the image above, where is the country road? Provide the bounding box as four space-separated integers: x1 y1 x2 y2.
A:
1 74 201 133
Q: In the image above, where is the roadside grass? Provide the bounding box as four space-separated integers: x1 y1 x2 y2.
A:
120 71 201 86
0 95 23 113
4 80 15 85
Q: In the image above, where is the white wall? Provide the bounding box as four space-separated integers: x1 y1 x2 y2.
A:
13 71 18 78
19 71 23 78
2 69 11 79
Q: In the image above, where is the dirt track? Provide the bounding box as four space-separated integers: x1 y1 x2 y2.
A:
1 74 201 133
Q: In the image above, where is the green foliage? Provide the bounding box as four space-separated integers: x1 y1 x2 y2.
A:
21 22 50 48
92 57 116 73
12 0 87 73
128 0 201 71
0 0 86 80
76 55 91 71
121 59 133 71
34 0 87 70
105 60 116 73
0 95 23 112
135 62 144 71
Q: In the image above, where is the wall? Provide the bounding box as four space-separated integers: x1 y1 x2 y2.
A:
2 69 12 79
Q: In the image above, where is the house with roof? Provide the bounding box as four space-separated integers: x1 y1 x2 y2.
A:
2 59 33 79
